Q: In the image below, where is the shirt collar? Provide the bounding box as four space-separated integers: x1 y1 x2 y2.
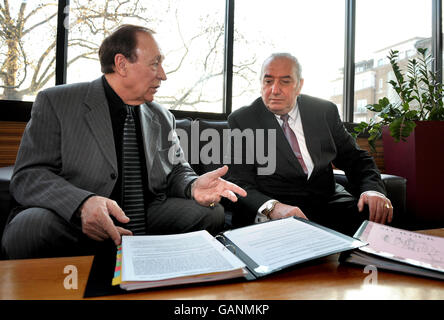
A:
287 101 299 121
274 100 299 122
102 75 127 111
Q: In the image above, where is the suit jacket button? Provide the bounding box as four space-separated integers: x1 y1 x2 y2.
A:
110 173 117 180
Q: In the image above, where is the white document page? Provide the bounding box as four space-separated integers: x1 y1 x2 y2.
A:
121 230 246 282
224 218 360 274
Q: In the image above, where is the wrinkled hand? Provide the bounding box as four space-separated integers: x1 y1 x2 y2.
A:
358 191 393 224
79 196 133 245
192 165 247 206
269 202 308 220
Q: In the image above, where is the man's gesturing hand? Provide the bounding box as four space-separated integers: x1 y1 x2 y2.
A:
79 196 133 245
192 165 247 207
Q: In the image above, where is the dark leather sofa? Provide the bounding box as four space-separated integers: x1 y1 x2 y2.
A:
0 118 407 244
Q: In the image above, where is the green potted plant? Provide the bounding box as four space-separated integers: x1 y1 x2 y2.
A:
354 48 444 225
353 48 444 150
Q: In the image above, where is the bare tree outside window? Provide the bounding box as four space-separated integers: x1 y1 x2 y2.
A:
65 0 159 88
1 0 258 114
0 0 150 101
67 0 258 113
0 0 58 100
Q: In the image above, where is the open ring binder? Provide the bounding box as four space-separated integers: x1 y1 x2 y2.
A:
85 216 365 296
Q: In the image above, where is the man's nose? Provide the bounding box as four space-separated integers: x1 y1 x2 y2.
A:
271 82 281 94
158 65 167 81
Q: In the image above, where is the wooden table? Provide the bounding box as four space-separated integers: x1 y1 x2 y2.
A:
1 229 443 300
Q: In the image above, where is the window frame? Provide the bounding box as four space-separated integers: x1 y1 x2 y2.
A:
0 0 442 123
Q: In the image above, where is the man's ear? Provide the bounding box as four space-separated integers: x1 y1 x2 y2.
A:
114 53 127 76
297 78 304 93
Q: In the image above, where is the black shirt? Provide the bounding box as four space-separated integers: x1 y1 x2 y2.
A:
102 76 151 207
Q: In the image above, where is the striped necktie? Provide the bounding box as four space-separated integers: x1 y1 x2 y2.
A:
122 105 147 235
280 114 308 175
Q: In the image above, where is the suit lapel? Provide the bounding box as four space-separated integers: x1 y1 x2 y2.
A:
138 103 160 187
298 95 321 177
83 78 117 172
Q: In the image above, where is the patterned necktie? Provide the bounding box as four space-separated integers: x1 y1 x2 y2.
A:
122 105 147 235
280 114 308 174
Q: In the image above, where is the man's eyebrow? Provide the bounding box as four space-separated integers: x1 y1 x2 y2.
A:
151 55 164 63
264 74 292 79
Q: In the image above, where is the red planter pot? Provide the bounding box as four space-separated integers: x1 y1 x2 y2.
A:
382 121 444 224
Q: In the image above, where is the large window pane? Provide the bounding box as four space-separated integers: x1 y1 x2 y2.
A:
233 0 345 114
0 0 58 101
67 0 225 113
352 0 431 123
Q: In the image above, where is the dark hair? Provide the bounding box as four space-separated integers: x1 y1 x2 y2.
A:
99 24 154 74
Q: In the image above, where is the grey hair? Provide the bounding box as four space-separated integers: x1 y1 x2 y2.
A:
260 53 302 82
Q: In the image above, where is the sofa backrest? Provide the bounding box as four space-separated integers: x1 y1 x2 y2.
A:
176 118 230 175
0 117 407 246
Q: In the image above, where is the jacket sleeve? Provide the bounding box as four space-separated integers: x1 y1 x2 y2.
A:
10 91 94 222
164 114 198 198
329 106 386 195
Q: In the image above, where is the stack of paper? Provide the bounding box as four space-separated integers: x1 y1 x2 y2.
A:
341 221 444 280
112 230 247 291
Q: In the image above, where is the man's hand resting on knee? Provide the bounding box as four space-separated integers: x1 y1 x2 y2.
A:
269 202 308 220
79 196 133 245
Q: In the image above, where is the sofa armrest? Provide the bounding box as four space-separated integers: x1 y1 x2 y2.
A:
0 166 14 238
333 169 407 221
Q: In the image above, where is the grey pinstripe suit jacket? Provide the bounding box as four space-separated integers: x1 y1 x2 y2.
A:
10 77 197 223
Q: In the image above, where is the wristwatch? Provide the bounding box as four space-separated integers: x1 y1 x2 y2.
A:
262 200 279 218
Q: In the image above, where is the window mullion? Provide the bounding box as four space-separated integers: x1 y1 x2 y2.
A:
55 0 70 85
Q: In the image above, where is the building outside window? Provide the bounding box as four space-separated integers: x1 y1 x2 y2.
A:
330 0 431 123
354 99 368 123
352 0 431 123
356 99 368 113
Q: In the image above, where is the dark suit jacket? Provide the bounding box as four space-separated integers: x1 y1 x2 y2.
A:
227 95 385 226
10 77 197 223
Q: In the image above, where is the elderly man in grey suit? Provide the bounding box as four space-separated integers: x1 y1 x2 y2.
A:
1 24 246 259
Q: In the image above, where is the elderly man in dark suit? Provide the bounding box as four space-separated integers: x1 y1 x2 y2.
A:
2 25 246 259
227 53 392 235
